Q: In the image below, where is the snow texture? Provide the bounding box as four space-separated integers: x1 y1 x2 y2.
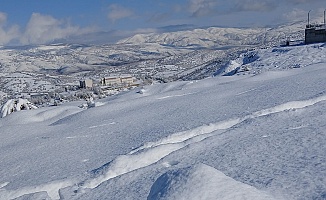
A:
0 43 326 200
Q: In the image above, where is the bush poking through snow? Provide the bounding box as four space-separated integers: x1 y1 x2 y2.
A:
79 97 96 109
138 88 146 94
1 98 38 118
87 97 95 108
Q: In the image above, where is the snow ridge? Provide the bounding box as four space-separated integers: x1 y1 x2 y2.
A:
148 164 276 200
130 94 326 155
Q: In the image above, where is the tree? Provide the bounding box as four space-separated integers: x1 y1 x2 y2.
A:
1 98 37 118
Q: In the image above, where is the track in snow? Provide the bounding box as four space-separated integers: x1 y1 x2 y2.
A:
81 94 326 189
2 94 326 199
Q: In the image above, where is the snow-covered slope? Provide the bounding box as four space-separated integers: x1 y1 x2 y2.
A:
220 43 326 76
0 43 326 200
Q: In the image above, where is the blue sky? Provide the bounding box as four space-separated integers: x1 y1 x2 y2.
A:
0 0 325 45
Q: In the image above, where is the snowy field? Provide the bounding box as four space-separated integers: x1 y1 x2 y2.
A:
0 44 326 199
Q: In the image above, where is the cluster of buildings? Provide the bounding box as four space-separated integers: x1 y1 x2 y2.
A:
80 76 139 89
101 76 134 87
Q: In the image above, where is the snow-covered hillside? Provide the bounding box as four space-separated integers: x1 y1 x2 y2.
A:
219 43 326 76
119 27 266 47
0 43 325 199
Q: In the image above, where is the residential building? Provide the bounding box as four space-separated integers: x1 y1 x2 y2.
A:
102 77 121 86
102 76 135 87
120 76 134 85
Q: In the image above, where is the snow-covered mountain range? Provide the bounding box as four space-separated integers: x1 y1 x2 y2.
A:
118 21 305 48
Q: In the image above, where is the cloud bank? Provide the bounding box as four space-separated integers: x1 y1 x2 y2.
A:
0 12 20 45
21 13 94 45
0 12 95 46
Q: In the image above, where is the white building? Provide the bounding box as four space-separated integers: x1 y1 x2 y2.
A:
102 77 121 86
102 76 134 87
120 76 134 85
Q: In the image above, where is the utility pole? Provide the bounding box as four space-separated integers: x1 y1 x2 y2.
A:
324 9 326 29
308 10 311 28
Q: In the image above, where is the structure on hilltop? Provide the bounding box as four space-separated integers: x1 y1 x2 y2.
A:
305 10 326 44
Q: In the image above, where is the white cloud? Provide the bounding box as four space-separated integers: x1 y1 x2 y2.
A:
107 4 133 23
0 25 20 45
20 13 94 45
0 12 7 25
0 12 96 45
0 12 20 45
188 0 217 17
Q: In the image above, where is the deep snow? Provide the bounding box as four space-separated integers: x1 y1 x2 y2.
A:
0 44 326 200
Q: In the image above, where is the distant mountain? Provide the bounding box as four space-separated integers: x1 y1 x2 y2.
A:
118 21 306 48
0 43 186 74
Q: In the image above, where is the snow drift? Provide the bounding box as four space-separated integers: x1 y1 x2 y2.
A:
148 164 275 200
